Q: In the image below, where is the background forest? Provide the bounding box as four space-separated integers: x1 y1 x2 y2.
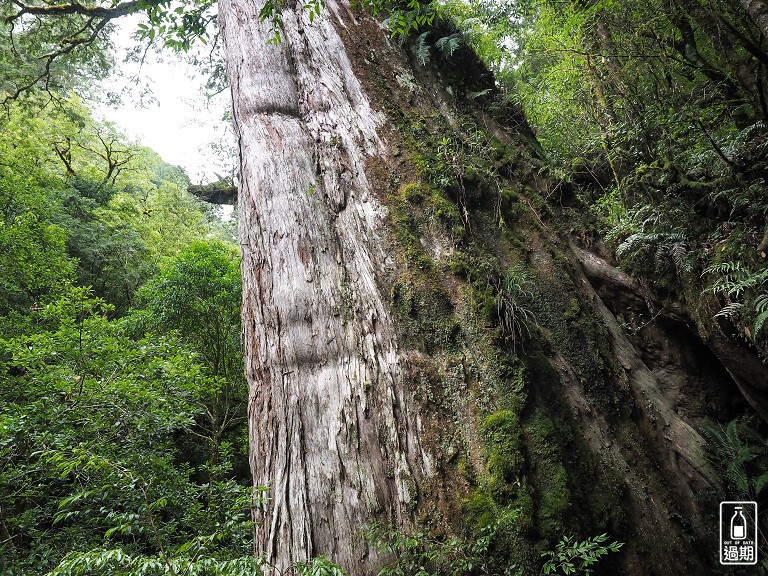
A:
0 95 258 573
1 0 768 574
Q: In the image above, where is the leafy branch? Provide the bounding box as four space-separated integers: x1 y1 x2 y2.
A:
541 534 623 576
704 260 768 341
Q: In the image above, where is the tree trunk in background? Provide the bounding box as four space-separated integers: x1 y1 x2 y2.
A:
218 2 740 574
741 0 768 38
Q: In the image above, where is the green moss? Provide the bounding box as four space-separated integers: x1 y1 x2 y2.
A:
562 297 581 322
388 186 434 270
431 195 463 235
495 359 527 414
395 182 463 234
463 485 532 535
460 482 539 575
526 266 622 419
387 181 473 352
448 250 471 277
446 249 502 326
523 408 571 539
373 63 584 559
398 182 426 203
480 410 523 499
390 276 459 353
464 487 498 530
399 471 418 514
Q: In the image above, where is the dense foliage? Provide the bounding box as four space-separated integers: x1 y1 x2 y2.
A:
0 91 254 575
508 0 768 355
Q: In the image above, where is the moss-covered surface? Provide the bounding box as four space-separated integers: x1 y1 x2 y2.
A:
337 16 721 575
367 73 615 571
372 102 591 570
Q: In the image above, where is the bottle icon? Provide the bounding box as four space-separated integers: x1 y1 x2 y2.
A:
731 506 747 540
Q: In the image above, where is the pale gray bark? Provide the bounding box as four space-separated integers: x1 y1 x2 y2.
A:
741 0 768 39
218 1 427 571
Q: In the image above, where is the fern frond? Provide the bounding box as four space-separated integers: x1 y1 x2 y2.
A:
726 267 768 298
458 17 482 29
732 120 767 147
615 233 642 260
715 301 743 320
754 471 768 497
457 17 483 40
616 232 661 260
435 33 462 58
728 459 752 495
670 241 690 275
702 421 742 462
701 419 768 497
753 293 768 337
703 260 744 276
415 31 431 66
467 88 492 100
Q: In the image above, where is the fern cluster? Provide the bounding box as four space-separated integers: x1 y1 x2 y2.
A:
701 419 768 500
412 30 463 66
704 261 768 343
604 202 692 281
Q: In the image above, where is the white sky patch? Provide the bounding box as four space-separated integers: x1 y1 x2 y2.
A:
96 15 235 185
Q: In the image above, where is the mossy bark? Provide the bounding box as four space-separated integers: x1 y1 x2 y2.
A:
221 2 732 574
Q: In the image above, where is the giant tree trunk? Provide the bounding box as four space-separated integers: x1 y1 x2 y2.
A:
217 1 426 571
218 2 746 574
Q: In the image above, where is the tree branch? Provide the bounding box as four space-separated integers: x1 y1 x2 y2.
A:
188 179 238 205
5 0 163 23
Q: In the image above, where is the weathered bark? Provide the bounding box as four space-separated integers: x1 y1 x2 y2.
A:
218 2 744 574
741 0 768 38
218 1 425 571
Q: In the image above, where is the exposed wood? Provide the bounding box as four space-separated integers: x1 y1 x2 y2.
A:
571 241 768 422
564 241 720 543
218 1 427 570
569 243 645 296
